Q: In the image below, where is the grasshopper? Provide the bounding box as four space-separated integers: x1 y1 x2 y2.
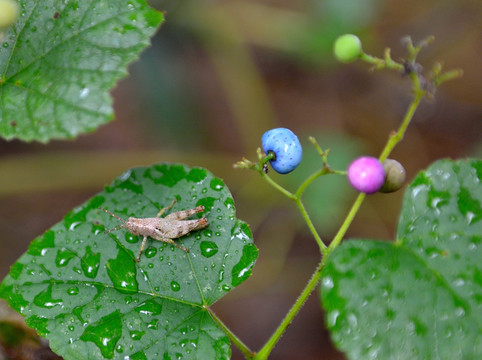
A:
99 199 208 262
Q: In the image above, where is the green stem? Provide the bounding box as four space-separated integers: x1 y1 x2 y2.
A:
209 308 255 359
260 172 295 200
378 90 424 162
295 168 327 198
330 88 424 251
254 261 324 360
296 198 327 255
249 75 426 360
359 52 404 71
327 193 366 251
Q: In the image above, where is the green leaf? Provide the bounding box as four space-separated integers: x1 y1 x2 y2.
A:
321 159 482 359
0 163 257 359
0 0 162 142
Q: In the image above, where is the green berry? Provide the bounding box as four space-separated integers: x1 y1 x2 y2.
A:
0 0 19 29
380 159 406 193
333 34 362 63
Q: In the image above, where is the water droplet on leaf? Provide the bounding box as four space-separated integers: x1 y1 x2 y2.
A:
170 281 181 292
200 241 218 258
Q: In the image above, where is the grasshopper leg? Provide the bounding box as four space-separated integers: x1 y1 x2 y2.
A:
136 236 148 262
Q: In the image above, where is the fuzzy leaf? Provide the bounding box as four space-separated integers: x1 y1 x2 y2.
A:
0 0 162 142
321 159 482 359
0 163 257 359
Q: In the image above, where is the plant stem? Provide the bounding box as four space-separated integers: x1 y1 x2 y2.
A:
296 198 327 255
378 90 424 162
254 261 324 360
209 308 255 359
229 42 441 358
359 52 404 71
248 75 427 360
295 168 327 198
327 192 366 251
260 172 296 200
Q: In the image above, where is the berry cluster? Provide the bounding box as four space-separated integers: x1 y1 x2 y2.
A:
261 129 405 194
257 34 409 192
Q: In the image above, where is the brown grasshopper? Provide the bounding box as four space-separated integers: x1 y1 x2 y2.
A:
99 199 208 262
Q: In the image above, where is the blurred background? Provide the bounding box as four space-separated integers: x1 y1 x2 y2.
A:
1 0 481 358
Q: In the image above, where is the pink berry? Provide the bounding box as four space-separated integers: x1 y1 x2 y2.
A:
347 156 385 194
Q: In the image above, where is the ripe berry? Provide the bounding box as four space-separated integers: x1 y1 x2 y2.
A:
347 156 385 194
380 159 406 193
333 34 362 63
0 0 19 29
261 128 302 174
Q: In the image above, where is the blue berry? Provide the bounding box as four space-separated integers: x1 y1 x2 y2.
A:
347 156 385 194
261 128 302 174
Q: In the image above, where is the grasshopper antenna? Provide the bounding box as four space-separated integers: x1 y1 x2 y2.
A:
99 207 127 233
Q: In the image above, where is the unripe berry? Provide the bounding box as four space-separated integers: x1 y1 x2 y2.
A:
333 34 362 63
380 159 406 193
261 128 302 174
0 0 19 29
347 156 385 194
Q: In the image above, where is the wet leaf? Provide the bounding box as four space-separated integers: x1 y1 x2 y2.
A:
0 0 162 142
0 163 257 359
321 159 482 359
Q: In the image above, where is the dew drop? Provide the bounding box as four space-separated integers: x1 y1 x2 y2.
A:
322 276 334 290
145 247 157 258
135 299 162 316
106 246 139 293
147 319 158 330
80 310 122 359
125 233 138 244
209 178 224 191
231 244 257 287
170 281 181 292
69 221 82 231
200 241 218 258
130 330 145 340
224 197 234 209
455 307 466 318
81 246 101 279
80 87 90 98
453 278 465 287
67 287 79 295
347 313 358 328
55 249 76 267
33 284 63 308
327 310 340 327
